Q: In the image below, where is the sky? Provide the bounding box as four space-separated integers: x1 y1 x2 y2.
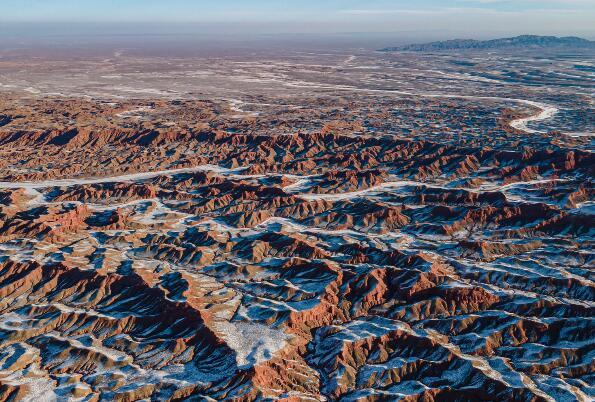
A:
1 0 595 38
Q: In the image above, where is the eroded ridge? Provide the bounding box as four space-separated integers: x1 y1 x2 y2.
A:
0 44 594 402
0 114 593 401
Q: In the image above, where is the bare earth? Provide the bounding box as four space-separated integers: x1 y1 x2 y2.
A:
0 43 593 401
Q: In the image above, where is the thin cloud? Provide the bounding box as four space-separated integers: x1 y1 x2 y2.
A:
339 6 585 16
339 9 443 15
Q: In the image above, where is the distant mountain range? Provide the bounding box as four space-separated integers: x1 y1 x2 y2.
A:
380 35 595 52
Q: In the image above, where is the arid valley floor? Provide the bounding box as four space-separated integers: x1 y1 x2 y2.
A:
0 42 593 401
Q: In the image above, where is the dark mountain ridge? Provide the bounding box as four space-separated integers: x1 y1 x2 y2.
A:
381 35 595 52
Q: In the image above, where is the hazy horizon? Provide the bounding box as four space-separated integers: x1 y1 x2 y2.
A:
1 0 595 40
1 23 594 58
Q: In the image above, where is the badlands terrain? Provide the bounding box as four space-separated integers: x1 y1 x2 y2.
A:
0 41 593 401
